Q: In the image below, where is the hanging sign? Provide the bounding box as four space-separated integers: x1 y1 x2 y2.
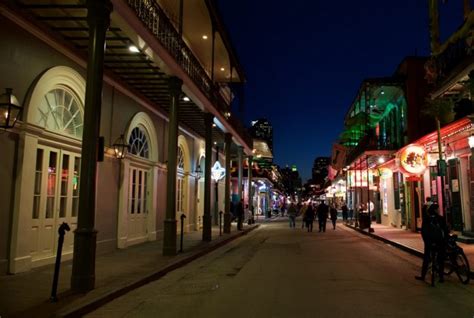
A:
211 161 226 181
399 144 429 175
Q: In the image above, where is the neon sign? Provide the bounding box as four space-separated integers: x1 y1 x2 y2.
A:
399 144 429 175
211 161 226 181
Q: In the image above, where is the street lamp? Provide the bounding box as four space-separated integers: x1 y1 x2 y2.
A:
0 88 22 129
112 134 130 159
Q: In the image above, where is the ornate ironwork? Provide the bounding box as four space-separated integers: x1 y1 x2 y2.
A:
126 0 252 147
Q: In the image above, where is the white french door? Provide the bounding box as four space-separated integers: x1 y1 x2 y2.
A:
127 166 149 243
31 146 80 264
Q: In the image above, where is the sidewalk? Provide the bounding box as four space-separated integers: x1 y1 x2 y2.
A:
0 224 258 318
345 222 474 274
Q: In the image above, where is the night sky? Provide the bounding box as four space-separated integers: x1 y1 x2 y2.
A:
218 1 464 181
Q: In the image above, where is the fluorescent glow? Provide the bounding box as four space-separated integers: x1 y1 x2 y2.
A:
211 161 226 181
183 96 190 102
202 35 208 40
128 45 140 53
469 135 474 149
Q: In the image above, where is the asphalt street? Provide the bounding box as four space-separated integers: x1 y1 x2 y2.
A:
87 218 474 318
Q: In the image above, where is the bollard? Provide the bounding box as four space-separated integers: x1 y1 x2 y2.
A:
219 211 223 236
179 213 186 252
50 222 70 302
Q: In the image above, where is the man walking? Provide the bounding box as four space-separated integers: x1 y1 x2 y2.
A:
288 202 297 228
317 201 329 232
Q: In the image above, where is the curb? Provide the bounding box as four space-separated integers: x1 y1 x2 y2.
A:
344 223 424 258
59 225 259 318
344 223 474 277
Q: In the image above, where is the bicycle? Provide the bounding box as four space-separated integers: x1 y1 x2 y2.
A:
443 234 471 285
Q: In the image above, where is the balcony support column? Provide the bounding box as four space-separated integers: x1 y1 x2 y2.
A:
203 112 213 242
248 156 253 217
71 0 112 292
163 76 183 256
224 133 232 233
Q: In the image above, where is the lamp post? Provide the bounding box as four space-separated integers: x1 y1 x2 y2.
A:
0 88 22 129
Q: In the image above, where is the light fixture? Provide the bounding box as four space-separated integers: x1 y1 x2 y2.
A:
113 134 130 159
194 164 203 179
0 88 22 129
468 134 474 149
183 96 190 102
220 67 225 71
128 45 140 53
212 123 216 128
224 111 231 118
380 89 385 95
213 141 217 145
378 157 385 164
202 35 208 40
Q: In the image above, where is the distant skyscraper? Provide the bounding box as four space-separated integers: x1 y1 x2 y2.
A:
312 157 330 188
250 118 273 153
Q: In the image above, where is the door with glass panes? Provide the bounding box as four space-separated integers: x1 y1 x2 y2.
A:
31 146 80 262
128 166 149 242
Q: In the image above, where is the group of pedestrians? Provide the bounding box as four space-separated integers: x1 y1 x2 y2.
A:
288 201 338 232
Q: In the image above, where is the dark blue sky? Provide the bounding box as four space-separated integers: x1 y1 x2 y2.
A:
218 1 465 181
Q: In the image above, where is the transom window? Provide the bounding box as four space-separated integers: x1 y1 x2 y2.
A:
37 87 83 138
177 146 185 170
129 127 150 159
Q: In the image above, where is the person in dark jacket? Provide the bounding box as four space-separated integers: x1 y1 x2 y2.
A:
305 204 315 232
317 202 329 232
341 204 348 223
415 203 449 282
236 199 244 231
330 205 338 230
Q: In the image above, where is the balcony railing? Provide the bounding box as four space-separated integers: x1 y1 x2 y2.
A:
127 0 252 146
434 35 472 85
345 133 397 165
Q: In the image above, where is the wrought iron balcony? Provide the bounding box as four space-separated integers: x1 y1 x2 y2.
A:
428 15 473 86
345 132 398 165
127 0 252 146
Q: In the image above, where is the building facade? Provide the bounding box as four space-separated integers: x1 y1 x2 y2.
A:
0 0 253 280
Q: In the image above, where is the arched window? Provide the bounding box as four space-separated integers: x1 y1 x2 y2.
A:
177 146 185 170
37 87 83 138
128 127 150 159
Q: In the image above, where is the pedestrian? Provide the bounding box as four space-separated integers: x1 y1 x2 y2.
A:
305 204 315 232
236 198 244 230
341 204 348 223
330 205 338 230
317 201 329 232
415 203 449 283
287 202 297 228
300 204 308 229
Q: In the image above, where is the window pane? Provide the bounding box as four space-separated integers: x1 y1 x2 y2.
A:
72 197 79 217
46 197 54 218
32 196 40 219
59 197 67 218
47 152 57 196
61 154 69 196
73 157 80 196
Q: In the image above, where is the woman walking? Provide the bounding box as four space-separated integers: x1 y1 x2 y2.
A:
305 204 315 232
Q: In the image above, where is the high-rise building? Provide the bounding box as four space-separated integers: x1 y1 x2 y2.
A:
250 118 273 153
312 157 330 188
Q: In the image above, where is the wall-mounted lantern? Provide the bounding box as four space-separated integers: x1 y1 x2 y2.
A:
113 134 130 159
0 88 22 129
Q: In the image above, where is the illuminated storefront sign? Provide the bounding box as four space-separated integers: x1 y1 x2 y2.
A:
348 170 374 187
399 144 429 175
211 161 226 181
